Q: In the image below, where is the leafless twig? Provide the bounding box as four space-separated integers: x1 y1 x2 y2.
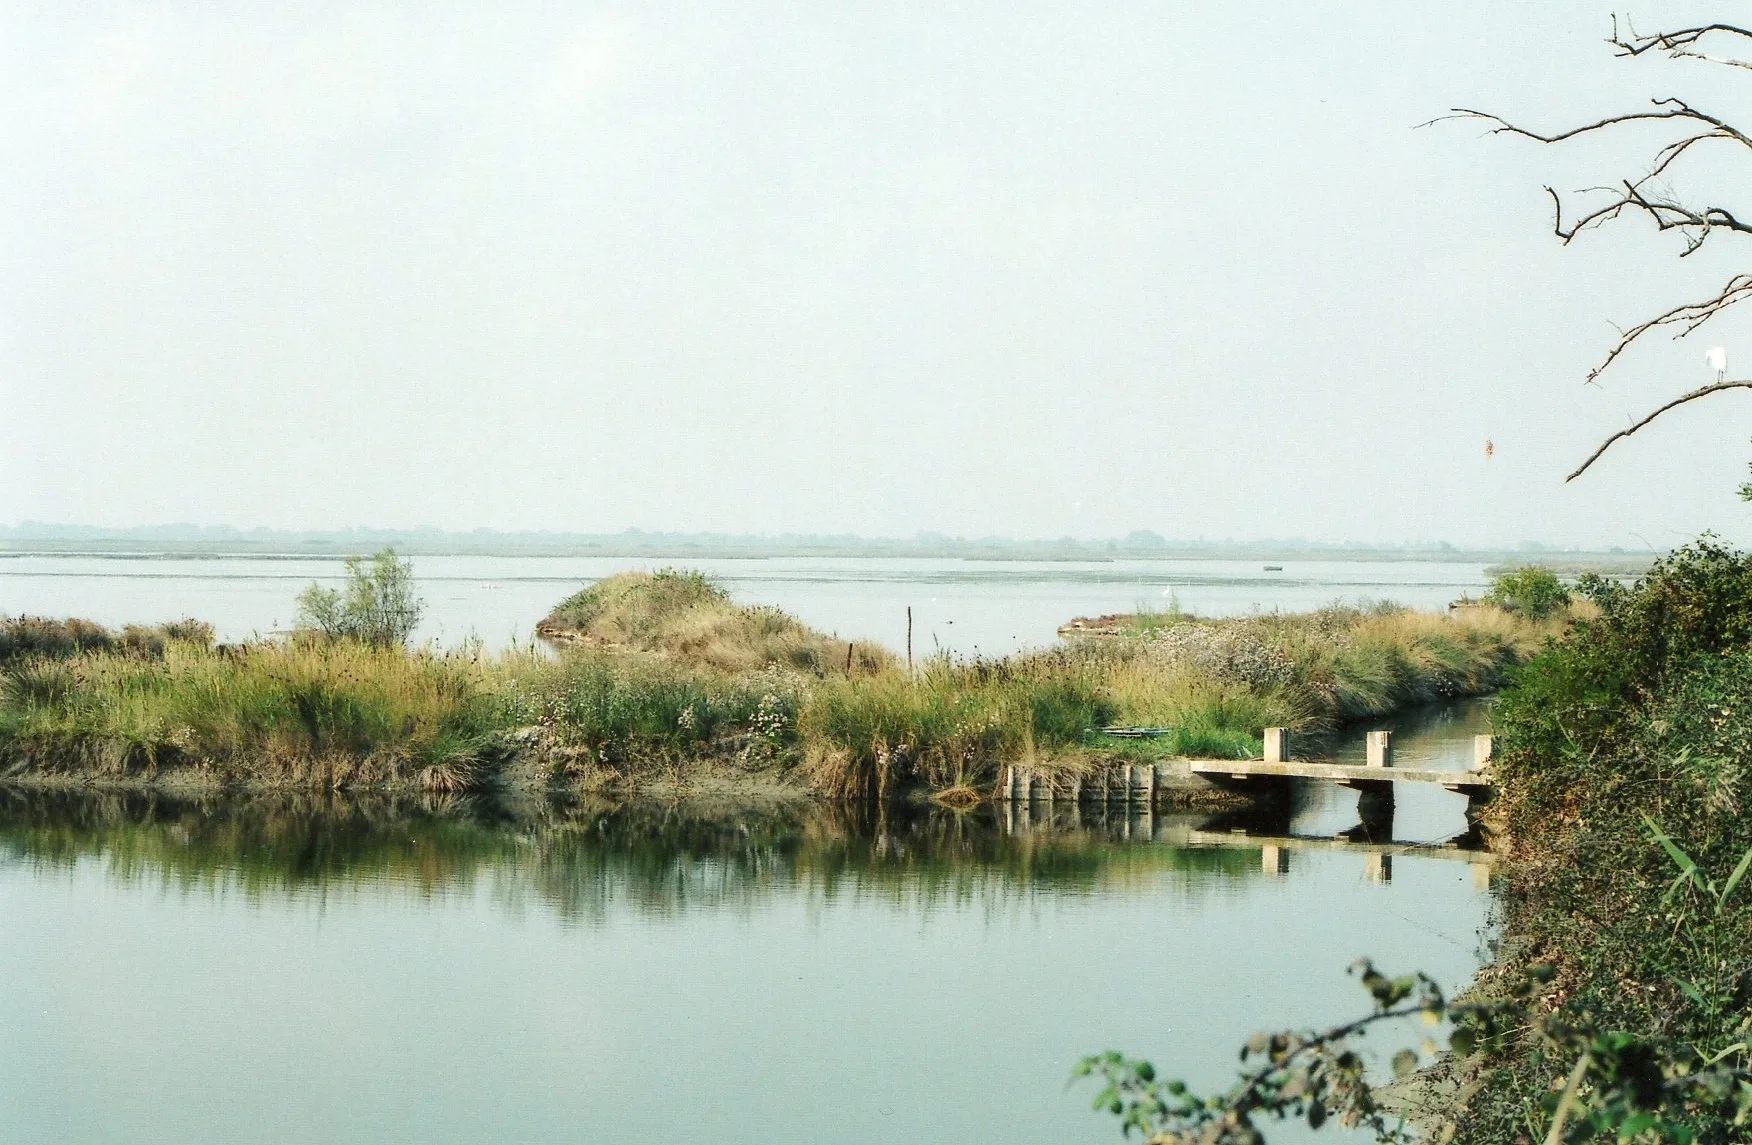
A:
1567 379 1752 481
1444 20 1752 480
1584 275 1752 383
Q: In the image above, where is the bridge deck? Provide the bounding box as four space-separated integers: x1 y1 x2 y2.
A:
1184 758 1493 791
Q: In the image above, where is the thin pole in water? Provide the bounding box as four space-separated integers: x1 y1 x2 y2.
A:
906 606 913 673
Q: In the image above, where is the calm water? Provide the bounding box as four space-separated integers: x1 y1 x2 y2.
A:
0 704 1497 1145
0 553 1495 654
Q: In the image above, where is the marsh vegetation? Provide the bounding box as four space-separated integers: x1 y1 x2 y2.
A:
0 562 1560 801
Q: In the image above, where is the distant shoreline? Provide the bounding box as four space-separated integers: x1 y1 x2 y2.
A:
0 529 1655 573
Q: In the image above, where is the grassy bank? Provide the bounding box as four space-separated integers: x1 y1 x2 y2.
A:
0 571 1552 800
1439 541 1752 1142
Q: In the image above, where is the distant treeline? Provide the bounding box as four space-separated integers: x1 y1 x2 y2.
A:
0 523 1648 566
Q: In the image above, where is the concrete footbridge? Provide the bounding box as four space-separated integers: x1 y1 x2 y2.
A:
998 728 1499 881
1003 728 1496 805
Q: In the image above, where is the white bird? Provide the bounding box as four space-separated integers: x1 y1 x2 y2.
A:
1707 345 1728 382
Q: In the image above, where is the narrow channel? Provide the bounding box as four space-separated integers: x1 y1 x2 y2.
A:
0 702 1495 1145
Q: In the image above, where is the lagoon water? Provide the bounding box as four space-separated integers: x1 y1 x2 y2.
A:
0 556 1500 1142
0 702 1497 1145
0 553 1496 656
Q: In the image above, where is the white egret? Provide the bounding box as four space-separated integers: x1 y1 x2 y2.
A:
1707 345 1728 382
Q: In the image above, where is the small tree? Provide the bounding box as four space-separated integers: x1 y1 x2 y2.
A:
1484 565 1571 618
294 548 424 647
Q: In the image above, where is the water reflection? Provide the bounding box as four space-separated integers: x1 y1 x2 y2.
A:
0 749 1498 1145
0 788 1274 920
0 702 1499 914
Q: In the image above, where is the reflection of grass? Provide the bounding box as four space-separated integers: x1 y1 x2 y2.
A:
0 789 1259 916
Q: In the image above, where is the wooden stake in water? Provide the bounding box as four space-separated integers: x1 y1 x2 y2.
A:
906 606 913 672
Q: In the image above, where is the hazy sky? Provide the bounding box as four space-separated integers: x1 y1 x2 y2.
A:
5 1 1752 548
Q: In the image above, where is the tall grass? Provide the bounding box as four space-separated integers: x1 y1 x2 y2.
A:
493 649 800 776
0 578 1557 802
0 640 497 789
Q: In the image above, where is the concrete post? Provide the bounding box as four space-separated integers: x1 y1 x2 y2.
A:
1473 735 1495 771
1364 853 1393 884
1263 727 1290 764
1366 730 1394 768
1262 844 1289 876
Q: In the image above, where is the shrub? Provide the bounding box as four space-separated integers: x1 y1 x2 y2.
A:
1484 564 1570 618
294 549 424 647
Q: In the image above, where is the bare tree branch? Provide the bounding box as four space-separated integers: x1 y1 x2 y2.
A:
1450 16 1752 483
1584 275 1752 383
1611 19 1752 66
1568 379 1752 482
1439 101 1752 259
1442 101 1750 149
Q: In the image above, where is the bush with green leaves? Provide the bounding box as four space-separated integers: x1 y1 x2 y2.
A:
294 549 424 647
1483 565 1571 619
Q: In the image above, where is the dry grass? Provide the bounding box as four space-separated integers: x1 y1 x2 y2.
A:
538 570 892 675
0 578 1561 802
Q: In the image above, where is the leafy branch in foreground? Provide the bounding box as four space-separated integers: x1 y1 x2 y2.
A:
1076 822 1752 1145
1075 962 1496 1145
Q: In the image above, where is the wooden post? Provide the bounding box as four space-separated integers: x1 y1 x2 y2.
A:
906 606 913 673
1473 734 1495 771
845 641 854 674
1263 727 1290 764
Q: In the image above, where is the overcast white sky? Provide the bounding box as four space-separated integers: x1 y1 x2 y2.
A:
4 2 1752 548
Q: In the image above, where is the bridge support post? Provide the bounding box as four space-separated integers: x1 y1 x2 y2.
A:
1355 730 1396 837
1364 853 1393 883
1264 727 1290 764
